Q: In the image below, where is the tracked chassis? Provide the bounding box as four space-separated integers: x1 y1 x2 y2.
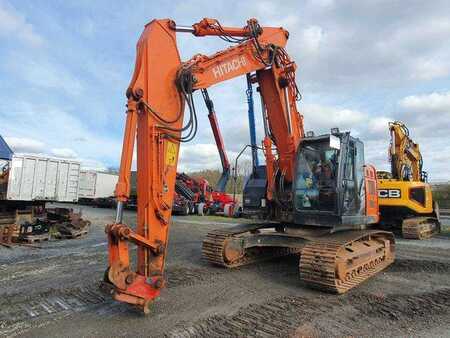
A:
402 217 440 240
202 223 395 293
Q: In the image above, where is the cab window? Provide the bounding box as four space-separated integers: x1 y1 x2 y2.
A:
294 139 338 212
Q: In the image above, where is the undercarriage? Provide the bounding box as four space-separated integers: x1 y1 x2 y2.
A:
401 217 440 240
379 205 441 240
203 223 395 293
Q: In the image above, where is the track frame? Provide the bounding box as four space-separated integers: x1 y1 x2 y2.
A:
203 223 395 293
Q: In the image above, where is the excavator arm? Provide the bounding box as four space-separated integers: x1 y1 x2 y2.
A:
106 18 304 312
388 121 424 181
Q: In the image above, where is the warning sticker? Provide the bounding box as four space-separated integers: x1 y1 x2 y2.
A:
166 141 178 166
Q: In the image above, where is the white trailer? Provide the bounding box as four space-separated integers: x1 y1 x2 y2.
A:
78 170 118 200
0 154 81 202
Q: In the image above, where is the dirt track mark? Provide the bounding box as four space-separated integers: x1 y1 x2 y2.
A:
166 288 450 338
353 288 450 321
166 266 225 288
166 296 324 338
0 283 109 337
388 258 450 273
0 266 226 337
1 250 107 280
166 255 300 289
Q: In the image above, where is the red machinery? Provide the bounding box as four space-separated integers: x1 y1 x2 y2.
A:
173 88 237 217
201 89 237 215
175 172 236 216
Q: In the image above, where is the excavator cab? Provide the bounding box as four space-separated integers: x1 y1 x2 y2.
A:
293 131 370 229
243 131 377 229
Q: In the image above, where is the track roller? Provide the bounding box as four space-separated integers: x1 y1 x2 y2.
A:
402 217 440 240
299 230 395 294
202 223 302 268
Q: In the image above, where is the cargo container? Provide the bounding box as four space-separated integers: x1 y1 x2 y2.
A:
0 154 81 202
78 170 118 200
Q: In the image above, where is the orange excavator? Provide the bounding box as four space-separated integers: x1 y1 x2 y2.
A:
105 18 395 313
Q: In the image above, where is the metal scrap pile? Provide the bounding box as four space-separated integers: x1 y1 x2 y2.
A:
45 207 91 239
0 207 91 247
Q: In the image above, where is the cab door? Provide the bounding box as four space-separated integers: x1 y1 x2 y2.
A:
339 137 362 216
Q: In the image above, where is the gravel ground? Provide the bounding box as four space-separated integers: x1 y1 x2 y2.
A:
1 205 449 338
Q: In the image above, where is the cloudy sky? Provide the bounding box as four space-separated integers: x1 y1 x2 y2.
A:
1 0 449 181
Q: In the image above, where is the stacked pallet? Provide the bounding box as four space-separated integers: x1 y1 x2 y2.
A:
0 211 20 245
1 224 16 245
46 207 91 239
0 207 91 246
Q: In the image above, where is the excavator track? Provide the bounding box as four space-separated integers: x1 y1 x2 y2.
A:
204 226 395 294
202 223 301 268
402 217 440 240
299 230 395 294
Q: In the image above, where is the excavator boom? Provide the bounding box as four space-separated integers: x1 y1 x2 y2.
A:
388 121 424 181
106 18 303 312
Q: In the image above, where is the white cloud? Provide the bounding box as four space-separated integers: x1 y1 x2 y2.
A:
179 143 222 172
1 0 450 182
0 2 44 47
299 103 397 173
302 103 367 134
5 54 84 96
300 26 324 55
4 136 45 153
78 158 108 171
364 139 390 172
178 143 252 173
51 148 78 159
310 0 334 7
368 117 393 134
410 58 450 81
2 135 108 171
0 102 122 172
399 91 450 113
377 91 450 181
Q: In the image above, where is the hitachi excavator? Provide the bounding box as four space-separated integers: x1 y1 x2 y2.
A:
105 18 395 313
377 121 440 239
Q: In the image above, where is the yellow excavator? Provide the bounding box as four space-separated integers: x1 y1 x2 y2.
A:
377 121 440 239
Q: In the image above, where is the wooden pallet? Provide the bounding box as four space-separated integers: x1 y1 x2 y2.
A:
55 229 88 239
20 233 50 244
0 209 33 243
0 223 18 245
1 233 12 245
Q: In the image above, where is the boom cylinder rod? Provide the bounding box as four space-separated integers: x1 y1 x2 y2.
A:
201 89 230 192
283 87 292 135
246 74 259 167
390 130 396 155
173 25 195 33
173 18 255 37
258 88 269 137
115 201 124 224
